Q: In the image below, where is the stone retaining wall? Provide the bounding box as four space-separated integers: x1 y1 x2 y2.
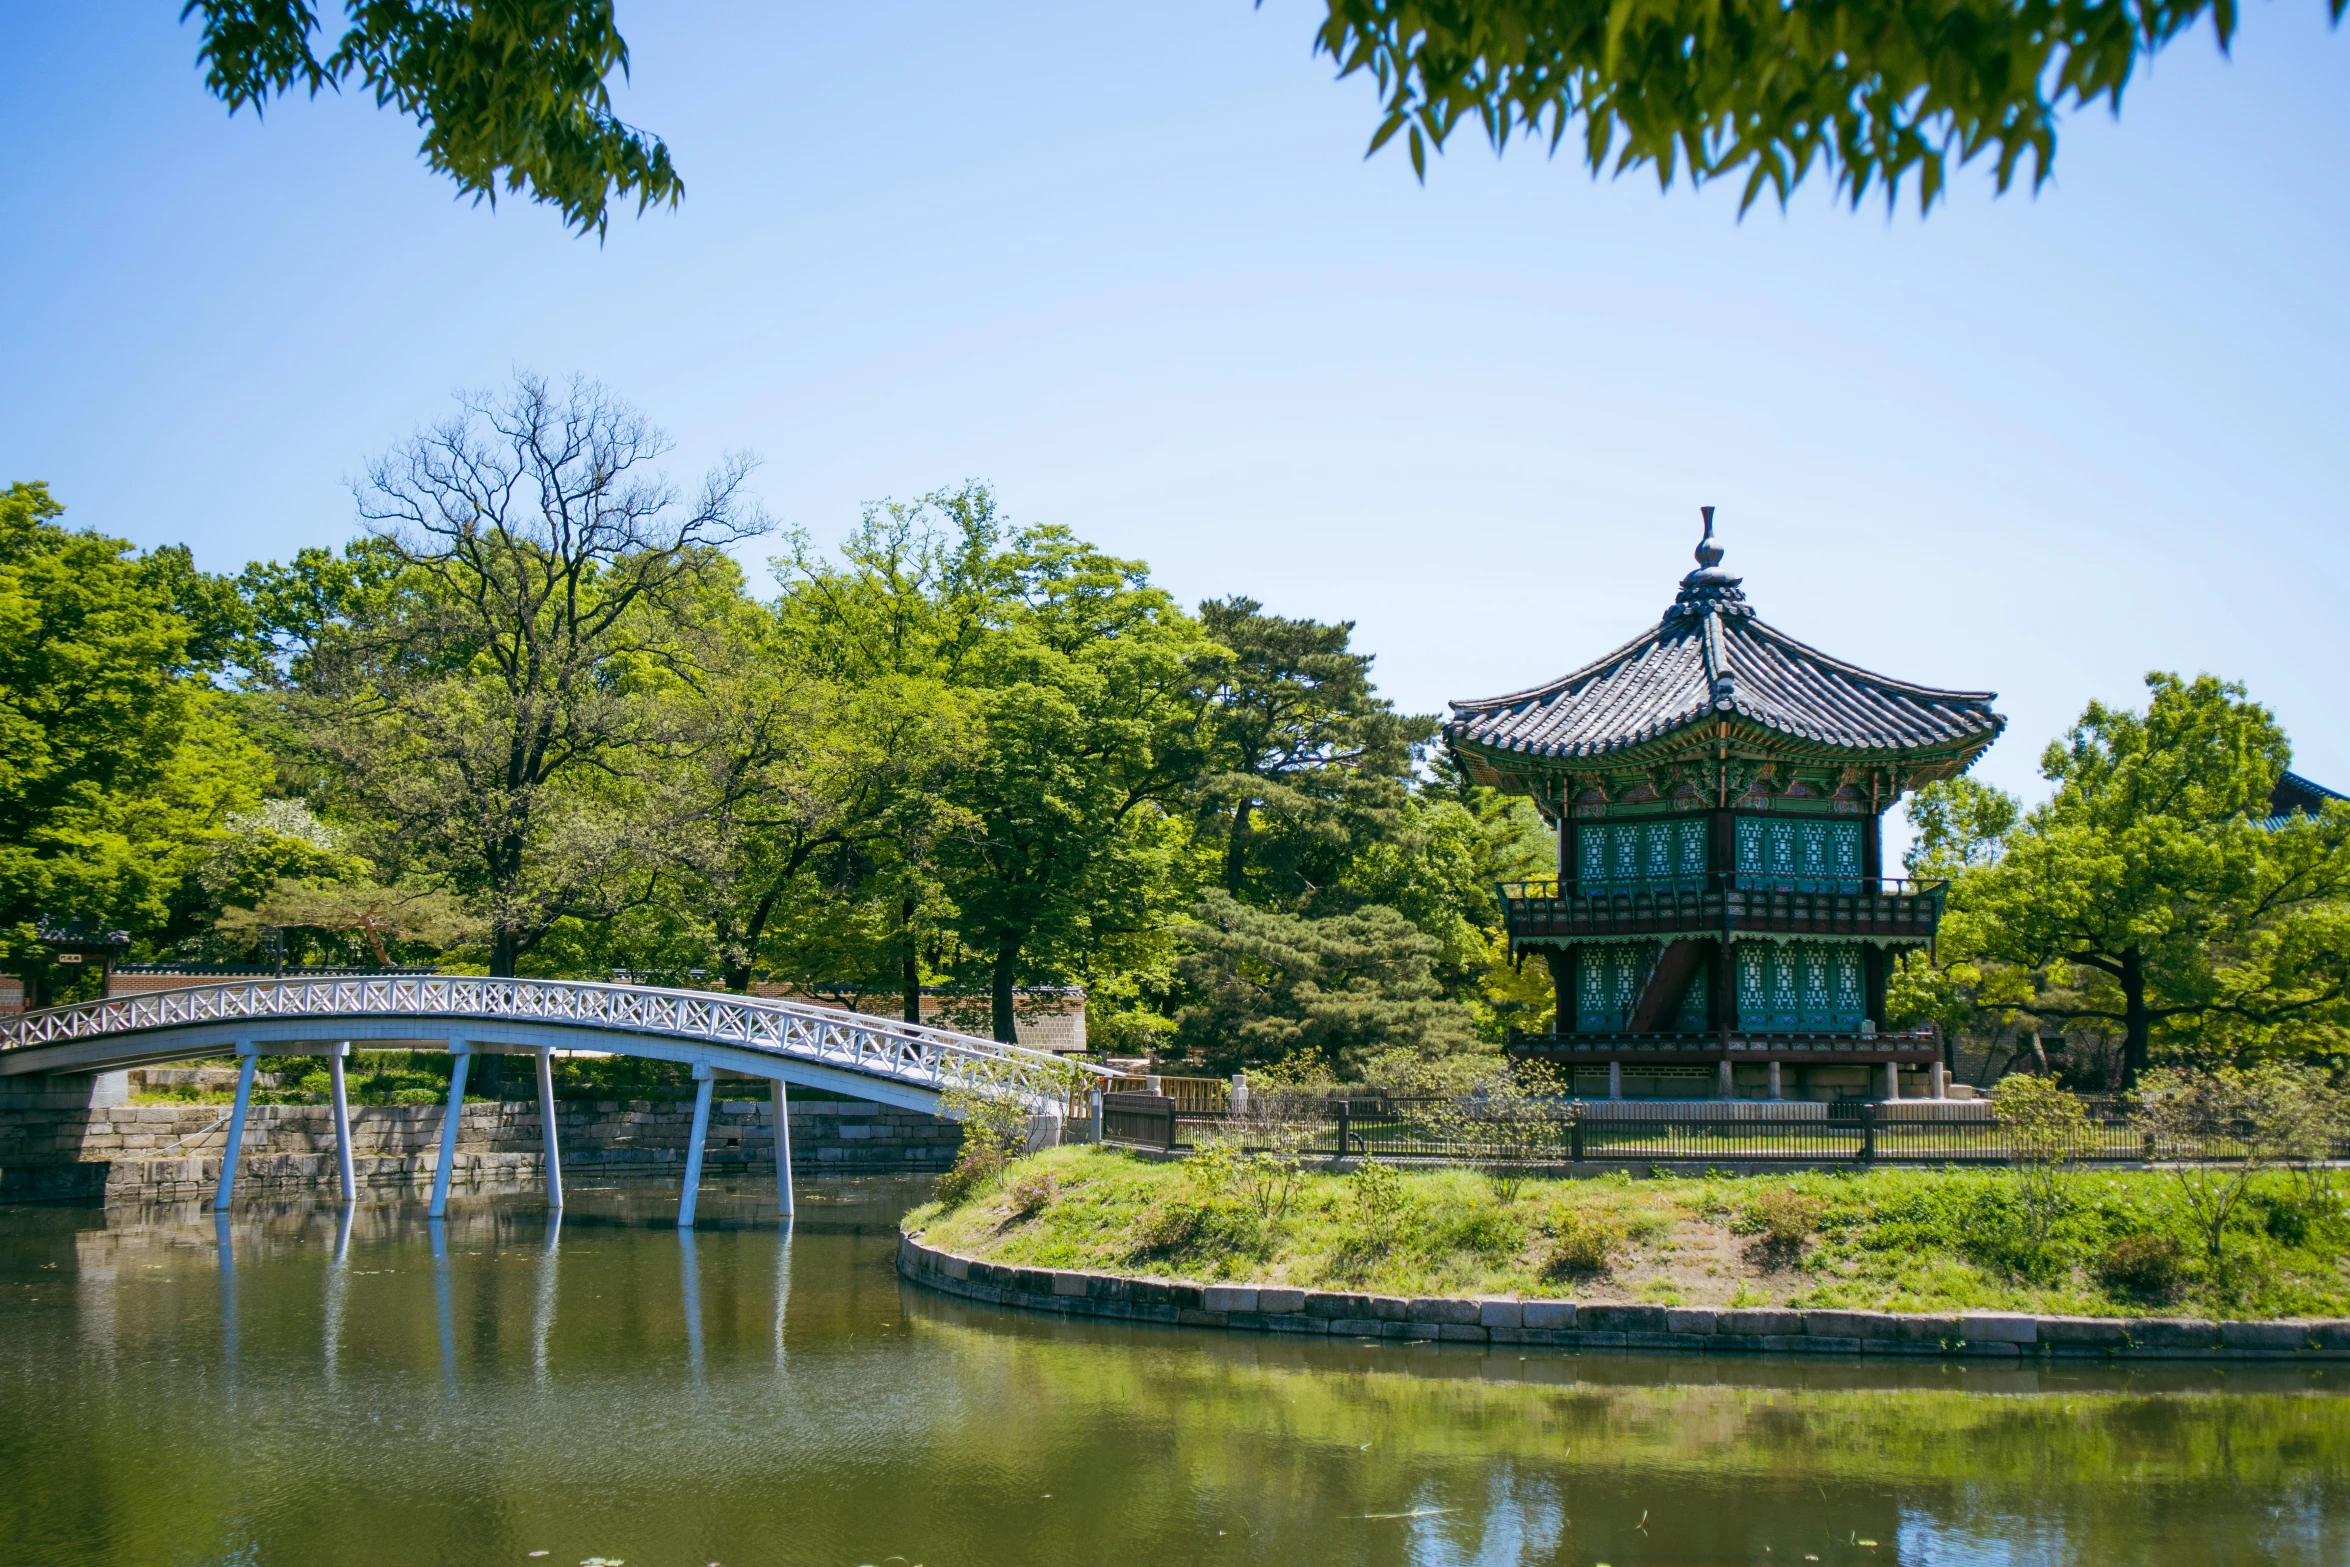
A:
896 1232 2350 1363
1 1098 962 1202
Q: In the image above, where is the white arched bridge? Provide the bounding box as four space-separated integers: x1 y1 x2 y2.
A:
0 976 1111 1224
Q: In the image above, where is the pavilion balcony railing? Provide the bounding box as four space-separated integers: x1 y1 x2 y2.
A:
1495 875 1947 943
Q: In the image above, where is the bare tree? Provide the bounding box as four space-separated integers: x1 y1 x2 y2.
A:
305 373 766 978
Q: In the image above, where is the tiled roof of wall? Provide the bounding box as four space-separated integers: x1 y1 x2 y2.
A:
1448 540 2003 763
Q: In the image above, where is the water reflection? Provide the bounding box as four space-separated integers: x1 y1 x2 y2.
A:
2 1176 2345 1567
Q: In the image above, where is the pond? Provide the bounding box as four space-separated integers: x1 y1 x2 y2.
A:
1 1176 2344 1567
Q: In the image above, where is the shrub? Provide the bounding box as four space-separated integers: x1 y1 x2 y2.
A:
1542 1212 1624 1278
1433 1203 1527 1259
1130 1199 1206 1255
1346 1158 1405 1234
2098 1232 2183 1298
1740 1188 1826 1253
1005 1169 1058 1218
934 1089 1032 1209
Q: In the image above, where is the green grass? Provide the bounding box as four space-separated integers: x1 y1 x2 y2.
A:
904 1146 2350 1319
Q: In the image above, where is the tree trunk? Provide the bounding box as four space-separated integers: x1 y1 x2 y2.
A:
478 928 522 1099
2120 945 2150 1088
901 896 921 1025
1222 798 1256 895
991 939 1021 1044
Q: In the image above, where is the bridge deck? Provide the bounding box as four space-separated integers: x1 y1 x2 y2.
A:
0 976 1106 1116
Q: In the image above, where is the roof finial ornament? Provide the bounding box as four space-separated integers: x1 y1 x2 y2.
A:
1694 505 1724 569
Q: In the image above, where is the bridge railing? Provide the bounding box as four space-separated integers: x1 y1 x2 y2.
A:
0 976 1112 1109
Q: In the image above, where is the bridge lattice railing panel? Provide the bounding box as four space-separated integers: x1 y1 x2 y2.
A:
0 978 1109 1110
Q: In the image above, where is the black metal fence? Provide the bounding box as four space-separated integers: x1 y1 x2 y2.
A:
1099 1092 2329 1166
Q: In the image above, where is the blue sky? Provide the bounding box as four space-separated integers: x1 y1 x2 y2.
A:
3 3 2345 818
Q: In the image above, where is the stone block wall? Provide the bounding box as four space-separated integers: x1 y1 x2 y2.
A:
0 1096 962 1202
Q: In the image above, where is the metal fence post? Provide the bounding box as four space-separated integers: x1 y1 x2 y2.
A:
1163 1101 1178 1154
1859 1101 1877 1164
1335 1100 1350 1158
1570 1116 1584 1163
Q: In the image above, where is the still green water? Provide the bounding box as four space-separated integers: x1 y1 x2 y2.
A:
2 1176 2345 1567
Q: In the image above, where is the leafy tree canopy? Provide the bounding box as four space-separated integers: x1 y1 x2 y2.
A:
1307 0 2335 211
183 0 678 235
0 482 278 997
183 0 2330 230
1901 673 2350 1084
1171 890 1483 1076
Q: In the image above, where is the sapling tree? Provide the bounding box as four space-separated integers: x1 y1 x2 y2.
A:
2131 1064 2309 1268
1990 1072 2088 1248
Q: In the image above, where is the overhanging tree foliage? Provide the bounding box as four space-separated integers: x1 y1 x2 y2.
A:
1306 0 2337 210
179 0 2329 230
183 0 678 234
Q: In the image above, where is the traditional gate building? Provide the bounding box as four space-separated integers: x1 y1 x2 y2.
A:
1447 513 2004 1101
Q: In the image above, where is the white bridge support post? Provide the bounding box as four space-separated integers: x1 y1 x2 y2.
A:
214 1039 261 1211
327 1041 356 1203
771 1075 794 1217
678 1064 715 1229
1089 1086 1104 1144
1882 1061 1901 1102
1767 1061 1783 1101
428 1042 471 1219
535 1047 564 1209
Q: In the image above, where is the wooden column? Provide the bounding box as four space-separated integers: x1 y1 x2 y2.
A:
1862 807 1884 882
1542 948 1575 1036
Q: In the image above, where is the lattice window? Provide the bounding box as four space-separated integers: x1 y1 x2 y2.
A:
1582 821 1707 887
1831 821 1862 879
1830 948 1864 1019
1734 818 1863 890
1577 951 1610 1029
1736 945 1772 1024
1797 820 1829 879
1575 943 1658 1032
1736 816 1765 875
1734 941 1866 1032
1675 818 1707 877
1643 823 1673 880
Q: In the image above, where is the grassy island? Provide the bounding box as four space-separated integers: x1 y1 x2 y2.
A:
905 1145 2350 1320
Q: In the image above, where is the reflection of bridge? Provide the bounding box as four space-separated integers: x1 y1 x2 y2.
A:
0 976 1109 1223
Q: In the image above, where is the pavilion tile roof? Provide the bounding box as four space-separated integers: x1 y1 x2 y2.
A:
1447 520 2003 765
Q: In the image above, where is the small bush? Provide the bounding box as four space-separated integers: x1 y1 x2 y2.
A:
1433 1204 1527 1259
2098 1233 2183 1298
1543 1212 1624 1278
1740 1188 1826 1253
1006 1169 1058 1218
1130 1199 1207 1256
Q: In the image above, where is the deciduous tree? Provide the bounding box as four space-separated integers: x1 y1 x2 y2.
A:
1937 674 2350 1084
